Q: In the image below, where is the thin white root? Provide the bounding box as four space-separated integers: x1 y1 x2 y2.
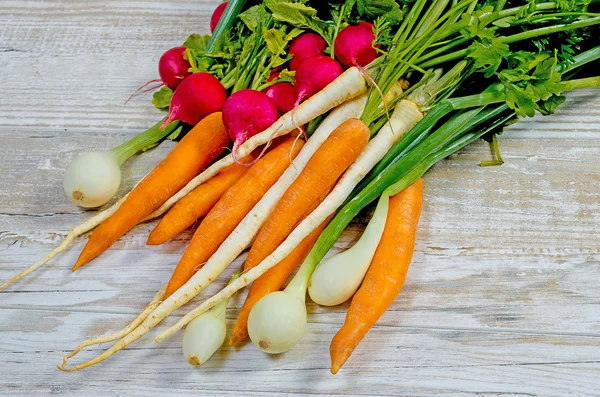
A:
58 69 368 371
143 67 368 222
0 195 129 291
155 100 424 342
56 317 154 372
57 285 166 372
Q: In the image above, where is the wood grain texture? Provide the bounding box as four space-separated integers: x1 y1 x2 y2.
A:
0 1 599 396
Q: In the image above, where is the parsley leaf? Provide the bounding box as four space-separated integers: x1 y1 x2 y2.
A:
239 5 270 31
499 52 566 117
152 86 173 110
537 94 567 115
183 34 211 50
263 26 302 70
467 37 510 77
264 0 330 42
347 0 403 21
460 6 496 39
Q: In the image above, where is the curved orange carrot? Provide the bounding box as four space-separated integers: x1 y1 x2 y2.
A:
147 159 252 246
330 178 423 374
164 137 305 297
229 118 370 345
73 113 230 271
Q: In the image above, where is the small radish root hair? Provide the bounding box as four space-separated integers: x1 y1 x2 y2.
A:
125 79 164 105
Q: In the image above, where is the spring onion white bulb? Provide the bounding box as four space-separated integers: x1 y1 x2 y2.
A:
247 254 316 355
64 151 122 208
182 266 242 366
247 291 307 354
182 303 227 366
63 119 179 208
308 195 389 306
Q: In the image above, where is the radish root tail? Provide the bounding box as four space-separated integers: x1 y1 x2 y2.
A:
232 125 282 168
289 131 306 167
354 62 392 130
125 79 164 105
57 285 166 372
291 96 309 142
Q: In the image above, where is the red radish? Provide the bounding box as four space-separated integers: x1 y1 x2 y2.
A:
288 33 327 71
222 90 279 164
334 22 388 121
159 46 193 90
126 46 192 104
263 83 297 115
162 72 227 128
267 70 280 82
294 55 343 104
334 22 379 69
210 2 228 32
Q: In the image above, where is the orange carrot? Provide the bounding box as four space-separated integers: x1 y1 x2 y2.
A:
229 118 370 345
330 178 424 374
147 158 253 246
72 113 230 271
164 137 305 297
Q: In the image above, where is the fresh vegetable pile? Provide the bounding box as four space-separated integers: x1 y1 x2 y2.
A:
2 0 599 374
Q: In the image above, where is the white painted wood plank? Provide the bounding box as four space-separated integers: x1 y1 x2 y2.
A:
2 308 600 397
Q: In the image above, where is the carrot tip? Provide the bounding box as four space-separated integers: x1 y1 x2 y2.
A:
71 256 87 271
229 333 247 346
146 234 163 246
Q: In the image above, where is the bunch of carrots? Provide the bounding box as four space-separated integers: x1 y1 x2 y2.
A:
2 0 599 374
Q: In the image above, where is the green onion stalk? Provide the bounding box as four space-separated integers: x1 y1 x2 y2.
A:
305 45 600 272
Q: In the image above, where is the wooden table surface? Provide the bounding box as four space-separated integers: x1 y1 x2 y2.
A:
1 1 599 396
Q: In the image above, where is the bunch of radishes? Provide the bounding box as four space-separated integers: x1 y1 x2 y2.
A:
141 3 384 154
63 1 382 208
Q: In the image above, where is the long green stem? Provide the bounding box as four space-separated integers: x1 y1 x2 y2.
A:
480 133 504 167
497 2 556 18
416 37 471 64
383 113 512 197
212 265 244 318
206 0 247 53
111 119 180 166
558 45 600 72
284 257 311 301
504 16 600 44
330 3 345 59
494 0 507 12
373 104 508 184
413 0 451 39
363 0 473 125
420 16 600 68
563 76 600 91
